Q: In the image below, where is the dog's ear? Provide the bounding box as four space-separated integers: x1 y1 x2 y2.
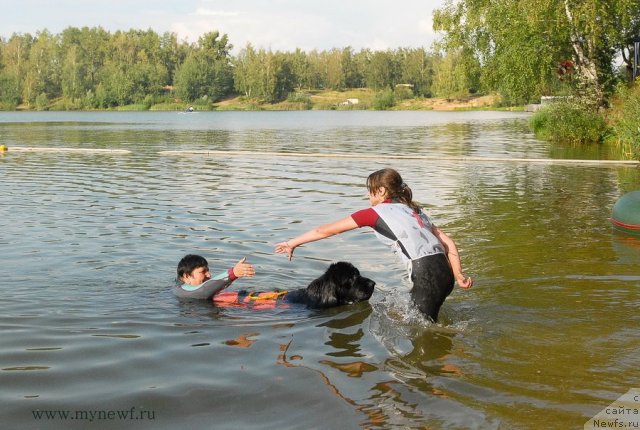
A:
305 277 338 308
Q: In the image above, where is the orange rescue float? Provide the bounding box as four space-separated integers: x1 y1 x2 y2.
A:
213 290 289 309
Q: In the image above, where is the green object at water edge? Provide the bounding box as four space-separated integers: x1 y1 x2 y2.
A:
611 190 640 235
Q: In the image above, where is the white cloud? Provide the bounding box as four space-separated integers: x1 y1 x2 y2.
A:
172 8 337 52
370 38 391 51
194 9 240 17
418 17 434 35
0 0 446 52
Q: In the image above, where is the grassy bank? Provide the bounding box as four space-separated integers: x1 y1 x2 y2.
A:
529 82 640 161
14 89 502 112
211 90 501 112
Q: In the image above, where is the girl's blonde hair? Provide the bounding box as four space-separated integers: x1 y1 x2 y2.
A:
366 168 421 213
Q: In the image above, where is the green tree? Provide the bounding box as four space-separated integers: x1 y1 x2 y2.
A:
159 31 189 85
323 48 345 90
272 52 295 101
95 29 169 105
23 30 60 105
431 50 478 99
60 44 82 100
94 82 111 108
0 70 20 107
174 31 233 102
233 43 260 98
363 50 400 90
59 27 109 103
77 27 110 89
342 47 365 89
286 48 311 90
173 54 202 101
433 0 640 105
100 61 132 106
1 33 33 106
232 45 294 103
306 50 325 89
396 47 435 97
256 50 294 103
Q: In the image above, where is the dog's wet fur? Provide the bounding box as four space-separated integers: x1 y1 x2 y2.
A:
286 261 375 308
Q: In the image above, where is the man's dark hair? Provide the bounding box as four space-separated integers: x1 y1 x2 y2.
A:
177 254 208 281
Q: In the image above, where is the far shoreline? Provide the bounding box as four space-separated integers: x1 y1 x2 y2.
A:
10 91 513 113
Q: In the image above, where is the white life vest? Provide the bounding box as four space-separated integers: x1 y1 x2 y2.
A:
372 203 445 266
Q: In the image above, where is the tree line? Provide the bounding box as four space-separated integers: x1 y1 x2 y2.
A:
1 0 638 112
0 27 463 110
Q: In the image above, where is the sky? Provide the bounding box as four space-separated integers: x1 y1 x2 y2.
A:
0 0 446 53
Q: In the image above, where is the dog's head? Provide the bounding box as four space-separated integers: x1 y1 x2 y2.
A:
305 261 375 308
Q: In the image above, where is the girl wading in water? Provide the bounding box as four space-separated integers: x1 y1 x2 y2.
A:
275 168 472 322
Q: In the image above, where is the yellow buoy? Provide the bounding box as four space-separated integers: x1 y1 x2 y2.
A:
0 145 7 152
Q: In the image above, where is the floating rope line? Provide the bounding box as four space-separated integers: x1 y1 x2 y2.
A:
158 149 640 166
5 147 638 165
8 146 131 154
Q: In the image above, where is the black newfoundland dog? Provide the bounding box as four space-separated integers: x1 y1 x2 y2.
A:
213 261 375 309
287 261 375 308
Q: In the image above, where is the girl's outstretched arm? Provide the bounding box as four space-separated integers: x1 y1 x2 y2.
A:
275 216 358 261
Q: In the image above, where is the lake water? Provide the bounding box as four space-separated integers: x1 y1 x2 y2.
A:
1 110 639 429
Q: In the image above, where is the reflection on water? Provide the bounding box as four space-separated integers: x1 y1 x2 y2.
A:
612 233 640 265
1 111 639 429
